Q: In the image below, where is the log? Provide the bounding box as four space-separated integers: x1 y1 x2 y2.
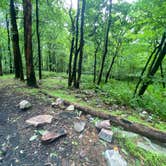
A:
40 90 166 143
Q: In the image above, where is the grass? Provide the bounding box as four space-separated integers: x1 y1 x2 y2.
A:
1 72 166 132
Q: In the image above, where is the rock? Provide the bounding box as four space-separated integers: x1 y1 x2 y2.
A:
66 105 75 111
104 149 127 166
116 130 139 139
137 137 166 154
19 100 31 110
79 150 86 158
52 98 64 107
86 114 94 122
26 114 53 127
146 115 153 123
41 129 67 143
74 121 86 133
95 120 111 130
99 129 113 143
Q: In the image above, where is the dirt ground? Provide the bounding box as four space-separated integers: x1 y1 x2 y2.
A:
0 86 116 166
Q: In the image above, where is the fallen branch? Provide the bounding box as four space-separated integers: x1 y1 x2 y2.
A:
40 90 166 143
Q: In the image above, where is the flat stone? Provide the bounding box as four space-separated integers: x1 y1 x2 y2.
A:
74 121 86 133
26 115 53 127
99 129 113 143
41 129 67 143
66 105 75 111
104 149 127 166
95 120 110 129
19 100 31 110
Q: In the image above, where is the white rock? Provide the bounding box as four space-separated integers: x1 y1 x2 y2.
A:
19 100 31 110
66 105 75 111
54 98 64 106
74 121 86 132
95 120 111 129
104 149 127 166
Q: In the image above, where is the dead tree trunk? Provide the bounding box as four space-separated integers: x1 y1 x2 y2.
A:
10 0 24 80
97 0 112 85
76 0 86 88
6 13 13 74
138 32 166 96
36 0 42 80
23 0 37 87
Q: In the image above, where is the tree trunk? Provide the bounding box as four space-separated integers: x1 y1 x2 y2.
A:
6 13 13 74
68 1 75 87
23 0 37 87
138 32 166 96
160 63 165 88
10 0 24 80
97 0 112 85
72 0 80 88
93 41 100 83
76 0 86 88
36 0 42 80
105 41 122 83
0 53 3 76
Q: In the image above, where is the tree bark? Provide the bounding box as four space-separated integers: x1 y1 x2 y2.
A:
76 0 86 88
10 0 24 80
36 0 42 80
6 13 13 74
23 0 37 87
97 0 112 85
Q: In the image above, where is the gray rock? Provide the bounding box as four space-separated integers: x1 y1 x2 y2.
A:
137 137 166 154
74 121 86 132
99 129 113 143
95 120 110 130
66 105 75 111
19 100 31 110
116 130 139 139
104 150 127 166
55 98 64 106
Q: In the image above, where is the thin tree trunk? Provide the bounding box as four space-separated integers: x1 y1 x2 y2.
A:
36 0 42 80
68 0 75 87
76 0 86 88
97 0 112 85
105 41 121 83
160 63 165 88
23 0 37 87
72 0 80 87
0 53 3 76
6 13 13 74
134 46 159 96
93 42 100 83
138 32 166 96
10 0 24 80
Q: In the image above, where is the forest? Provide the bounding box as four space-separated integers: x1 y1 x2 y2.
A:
0 0 166 165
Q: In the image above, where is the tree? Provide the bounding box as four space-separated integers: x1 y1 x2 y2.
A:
36 0 42 79
0 48 3 76
10 0 24 80
23 0 37 87
97 0 112 85
6 13 13 74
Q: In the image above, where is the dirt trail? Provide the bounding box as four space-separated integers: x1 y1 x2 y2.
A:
0 86 112 166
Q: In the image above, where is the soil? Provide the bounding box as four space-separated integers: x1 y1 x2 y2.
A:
0 85 116 166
